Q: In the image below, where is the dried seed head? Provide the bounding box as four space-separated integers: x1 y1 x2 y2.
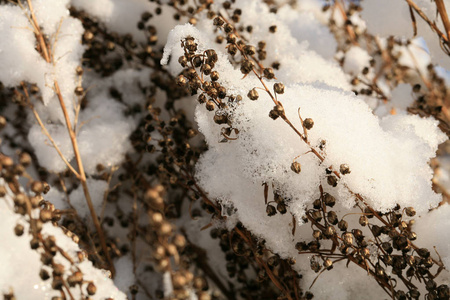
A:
339 164 351 175
176 75 187 86
14 224 24 236
74 86 84 96
269 104 284 120
359 215 368 226
273 82 285 94
244 45 256 56
338 219 348 231
201 64 212 75
19 152 31 167
263 68 275 79
324 225 336 238
310 259 321 272
327 211 338 225
327 175 338 187
361 247 370 258
323 193 336 207
276 202 287 214
313 230 322 239
213 17 224 26
266 204 277 216
210 71 219 81
303 118 314 130
206 100 215 111
343 232 353 246
290 161 301 174
87 283 97 295
311 210 322 222
227 44 238 56
313 199 321 209
224 23 234 33
31 181 44 194
323 259 333 270
213 113 228 125
247 88 259 100
39 209 52 223
240 59 255 74
405 207 416 217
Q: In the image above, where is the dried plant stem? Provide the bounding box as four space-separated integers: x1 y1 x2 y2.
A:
435 0 450 42
24 0 115 276
404 0 449 44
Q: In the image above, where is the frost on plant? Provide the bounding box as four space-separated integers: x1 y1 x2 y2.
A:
0 0 450 299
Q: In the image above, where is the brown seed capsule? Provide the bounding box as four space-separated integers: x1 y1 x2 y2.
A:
323 193 336 207
14 224 24 236
31 181 44 194
247 88 259 100
304 118 314 130
176 75 187 86
361 247 370 258
273 82 285 94
359 215 368 226
40 209 52 223
311 211 322 222
276 202 287 214
313 199 321 209
227 44 238 56
338 219 348 231
201 64 212 75
244 45 256 56
338 163 350 175
343 232 353 246
266 204 277 216
87 282 97 295
327 175 338 187
224 23 234 33
210 71 219 81
327 211 338 225
263 68 275 79
74 86 84 96
291 161 301 174
19 152 31 167
206 100 215 111
324 225 336 238
313 230 322 239
213 113 228 125
240 59 255 74
405 207 416 217
323 259 333 270
213 17 224 26
269 104 284 120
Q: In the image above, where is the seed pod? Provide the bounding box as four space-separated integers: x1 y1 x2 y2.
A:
408 231 417 241
205 100 215 111
323 259 333 270
361 247 370 258
417 248 430 258
14 224 24 236
247 88 259 100
290 161 301 174
213 113 228 125
371 225 382 237
313 230 322 239
327 211 338 225
224 23 234 33
359 215 368 226
266 204 276 216
276 202 287 214
343 232 353 246
323 193 336 207
405 207 416 217
269 25 277 33
40 209 52 222
263 68 275 79
39 269 50 280
201 64 212 75
311 210 322 222
327 175 337 187
87 283 97 295
176 75 187 86
339 164 351 175
227 44 238 56
19 152 31 167
310 259 321 272
244 45 256 56
313 199 321 209
381 242 393 254
213 17 224 26
304 118 314 130
338 219 348 231
210 71 219 81
240 59 254 74
324 225 336 238
273 82 285 94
